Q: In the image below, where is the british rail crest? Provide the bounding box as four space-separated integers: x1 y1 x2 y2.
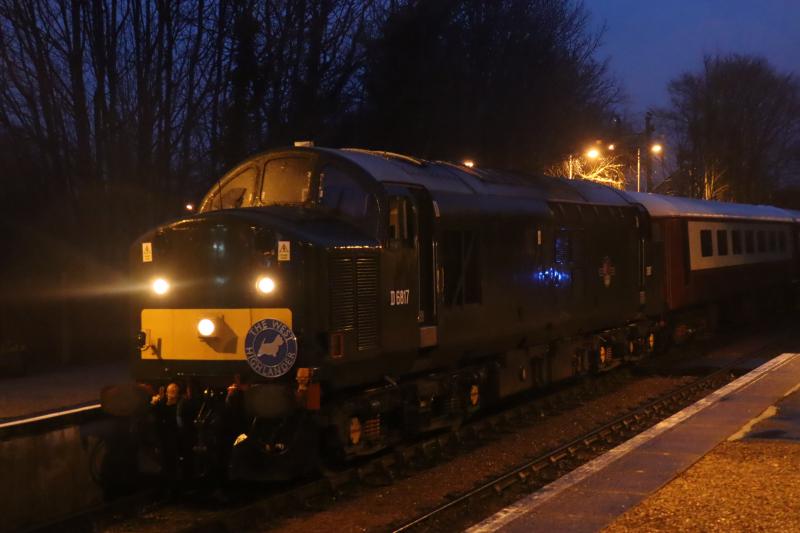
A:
244 318 298 378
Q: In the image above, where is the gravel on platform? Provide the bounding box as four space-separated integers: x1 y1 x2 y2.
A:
605 440 800 533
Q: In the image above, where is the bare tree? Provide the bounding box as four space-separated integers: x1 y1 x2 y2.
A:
361 0 620 172
662 55 800 203
546 153 627 189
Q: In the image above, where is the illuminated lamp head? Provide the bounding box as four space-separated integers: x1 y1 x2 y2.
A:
197 318 216 337
256 276 276 294
152 278 170 295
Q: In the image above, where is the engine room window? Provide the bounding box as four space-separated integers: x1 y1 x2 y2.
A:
260 157 313 205
319 165 378 235
554 229 571 264
745 230 755 253
731 230 742 255
769 231 777 252
700 230 713 257
442 230 482 306
716 230 728 256
202 166 258 211
779 231 787 252
757 230 766 253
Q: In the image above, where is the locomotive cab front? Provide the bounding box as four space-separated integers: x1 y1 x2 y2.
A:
122 148 384 480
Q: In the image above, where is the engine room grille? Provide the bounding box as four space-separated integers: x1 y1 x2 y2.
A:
330 253 379 351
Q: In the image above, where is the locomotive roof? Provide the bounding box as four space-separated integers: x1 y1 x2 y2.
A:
247 147 798 223
321 148 631 206
622 191 797 223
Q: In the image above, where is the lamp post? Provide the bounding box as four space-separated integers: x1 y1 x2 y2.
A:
637 148 641 192
568 154 573 179
636 143 664 192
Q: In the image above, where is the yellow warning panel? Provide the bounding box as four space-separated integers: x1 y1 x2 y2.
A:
140 308 292 360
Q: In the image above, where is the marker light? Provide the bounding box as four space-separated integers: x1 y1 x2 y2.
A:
152 278 170 295
463 160 475 168
256 276 276 294
197 318 216 337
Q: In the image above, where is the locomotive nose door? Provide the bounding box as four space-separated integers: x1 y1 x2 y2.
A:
385 185 438 350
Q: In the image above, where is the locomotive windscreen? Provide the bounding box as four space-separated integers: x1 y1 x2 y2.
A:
201 156 315 212
202 166 259 211
260 157 314 204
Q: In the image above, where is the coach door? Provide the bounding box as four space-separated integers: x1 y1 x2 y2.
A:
385 184 438 349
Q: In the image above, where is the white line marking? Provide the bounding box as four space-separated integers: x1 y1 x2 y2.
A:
0 403 102 430
727 405 778 441
467 353 799 533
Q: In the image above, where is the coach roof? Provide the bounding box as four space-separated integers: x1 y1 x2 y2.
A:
623 191 796 223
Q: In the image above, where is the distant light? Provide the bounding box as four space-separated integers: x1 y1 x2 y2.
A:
586 148 600 159
152 278 170 295
607 144 615 151
197 318 216 337
651 143 663 155
185 203 194 211
294 140 314 147
463 160 475 168
256 276 276 294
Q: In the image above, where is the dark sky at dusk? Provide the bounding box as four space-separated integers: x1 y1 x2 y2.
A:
589 0 800 116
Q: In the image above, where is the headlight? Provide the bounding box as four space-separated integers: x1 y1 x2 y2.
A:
256 276 276 294
152 278 170 295
197 318 216 337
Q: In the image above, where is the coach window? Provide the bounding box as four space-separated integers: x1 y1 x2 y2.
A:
716 230 728 256
757 231 766 253
319 165 378 235
731 230 742 255
745 230 755 254
700 230 713 257
201 166 258 211
769 231 777 252
779 231 787 252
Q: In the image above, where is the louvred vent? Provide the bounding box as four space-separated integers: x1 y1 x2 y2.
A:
329 253 379 351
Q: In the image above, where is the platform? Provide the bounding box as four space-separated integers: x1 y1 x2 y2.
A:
468 352 800 533
0 361 127 421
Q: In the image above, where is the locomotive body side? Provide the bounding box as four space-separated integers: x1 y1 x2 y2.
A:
102 147 798 484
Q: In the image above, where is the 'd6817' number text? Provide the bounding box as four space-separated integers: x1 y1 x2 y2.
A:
390 289 410 306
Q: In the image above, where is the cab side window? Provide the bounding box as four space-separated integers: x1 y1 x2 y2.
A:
388 196 415 247
320 165 378 235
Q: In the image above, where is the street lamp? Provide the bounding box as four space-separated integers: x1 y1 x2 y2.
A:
637 143 665 192
568 146 604 179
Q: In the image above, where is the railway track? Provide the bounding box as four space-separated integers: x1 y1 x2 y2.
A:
389 365 736 532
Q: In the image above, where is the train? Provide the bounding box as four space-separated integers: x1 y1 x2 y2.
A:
101 145 800 482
